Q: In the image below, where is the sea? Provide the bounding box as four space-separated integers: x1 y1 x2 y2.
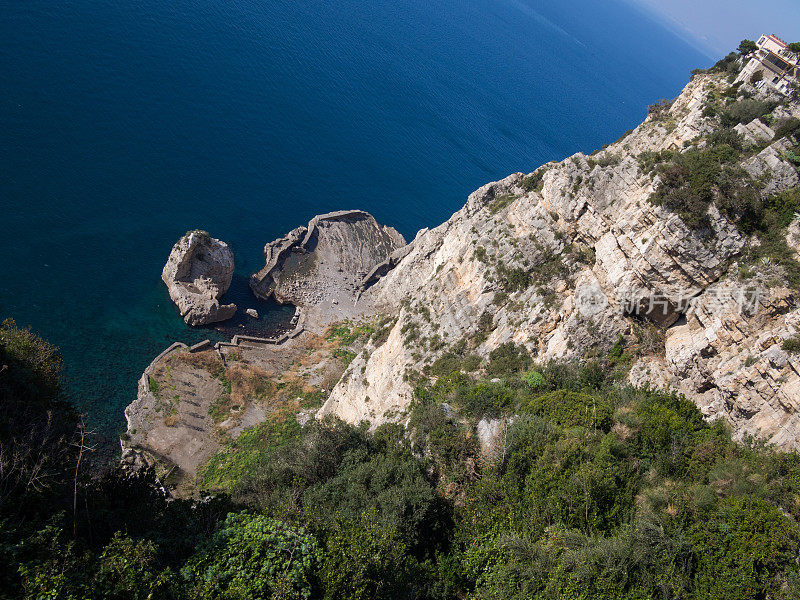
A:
0 0 711 445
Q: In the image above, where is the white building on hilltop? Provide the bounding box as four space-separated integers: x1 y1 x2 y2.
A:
736 34 798 95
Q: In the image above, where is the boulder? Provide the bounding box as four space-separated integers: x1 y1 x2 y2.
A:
162 230 236 326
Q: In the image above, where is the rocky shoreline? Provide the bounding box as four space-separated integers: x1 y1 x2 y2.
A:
249 209 406 325
125 69 800 494
123 210 406 491
120 309 308 484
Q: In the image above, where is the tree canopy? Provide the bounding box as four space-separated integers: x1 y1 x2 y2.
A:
738 39 758 55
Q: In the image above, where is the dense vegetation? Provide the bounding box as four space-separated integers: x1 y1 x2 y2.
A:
4 317 800 599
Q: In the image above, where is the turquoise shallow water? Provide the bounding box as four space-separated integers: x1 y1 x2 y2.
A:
0 0 709 443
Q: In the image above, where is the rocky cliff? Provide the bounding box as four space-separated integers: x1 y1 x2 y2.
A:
319 72 800 450
132 67 800 488
125 211 405 488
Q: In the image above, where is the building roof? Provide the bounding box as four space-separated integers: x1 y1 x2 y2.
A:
767 34 788 48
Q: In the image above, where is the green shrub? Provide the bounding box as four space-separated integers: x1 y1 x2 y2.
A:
637 149 676 174
737 39 757 55
519 169 545 192
707 127 745 152
333 348 357 365
690 496 799 600
783 335 800 354
607 334 632 367
184 512 321 600
535 361 587 391
492 291 508 306
647 99 672 119
486 342 531 376
458 381 515 419
710 52 740 74
488 193 517 214
461 354 482 372
773 117 800 141
320 511 420 600
496 264 531 292
93 533 179 599
740 187 800 286
499 413 636 534
635 389 707 475
523 370 545 390
762 187 800 228
529 247 570 288
649 140 761 230
579 360 606 389
428 352 462 376
428 350 481 376
326 321 378 346
303 446 443 552
590 153 622 168
401 320 420 344
408 401 478 484
199 416 301 491
612 128 634 145
721 98 777 127
0 318 62 404
522 389 613 431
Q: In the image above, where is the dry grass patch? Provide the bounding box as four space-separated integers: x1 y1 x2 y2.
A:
178 349 225 377
226 363 274 404
177 350 278 426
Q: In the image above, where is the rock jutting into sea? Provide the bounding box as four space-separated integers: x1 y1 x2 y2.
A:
161 230 237 326
249 209 406 327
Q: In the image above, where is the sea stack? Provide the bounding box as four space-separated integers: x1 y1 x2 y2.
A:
162 230 237 326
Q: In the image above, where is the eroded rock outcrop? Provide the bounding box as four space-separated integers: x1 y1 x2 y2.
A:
162 231 236 326
250 210 406 327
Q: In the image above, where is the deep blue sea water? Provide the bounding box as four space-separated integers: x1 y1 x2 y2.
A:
0 0 710 444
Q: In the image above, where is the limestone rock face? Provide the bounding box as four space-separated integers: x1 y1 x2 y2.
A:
743 140 800 196
788 217 800 258
162 231 236 326
250 210 406 327
319 73 800 450
656 283 800 450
